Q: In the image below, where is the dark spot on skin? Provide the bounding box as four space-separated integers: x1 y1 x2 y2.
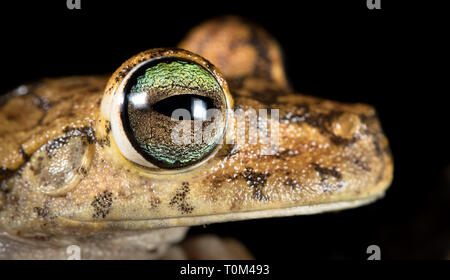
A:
304 111 352 145
201 175 227 201
63 126 75 133
149 197 160 210
0 167 14 182
0 183 10 198
33 235 50 241
91 190 114 219
311 163 343 193
147 248 158 254
78 167 88 176
280 104 363 147
333 136 359 146
105 120 111 134
34 204 58 225
212 167 271 201
228 77 245 90
312 163 342 180
81 126 97 144
18 146 30 162
7 194 19 222
117 190 128 199
362 120 388 159
63 125 97 144
34 206 49 218
97 136 110 147
45 137 70 159
372 137 383 157
376 173 383 184
241 167 270 201
169 182 194 214
359 112 378 122
6 113 16 121
352 158 371 172
211 177 225 190
30 95 77 127
274 149 300 160
29 156 44 176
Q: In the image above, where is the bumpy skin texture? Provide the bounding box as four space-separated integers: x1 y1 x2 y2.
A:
0 16 393 258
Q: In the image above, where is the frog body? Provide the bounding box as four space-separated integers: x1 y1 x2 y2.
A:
0 16 393 259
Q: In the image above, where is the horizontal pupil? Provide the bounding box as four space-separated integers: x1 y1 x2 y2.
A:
152 94 215 120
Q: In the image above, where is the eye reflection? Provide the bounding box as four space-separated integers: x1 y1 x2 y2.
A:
192 97 207 120
128 91 150 110
152 95 214 120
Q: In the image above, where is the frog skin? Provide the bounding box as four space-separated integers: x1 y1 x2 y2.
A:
0 16 393 259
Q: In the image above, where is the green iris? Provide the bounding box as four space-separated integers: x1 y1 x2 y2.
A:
131 60 222 95
122 59 226 169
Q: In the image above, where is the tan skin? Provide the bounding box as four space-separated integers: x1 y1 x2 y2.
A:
0 16 393 259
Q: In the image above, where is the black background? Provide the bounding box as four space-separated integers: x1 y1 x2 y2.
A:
0 1 447 259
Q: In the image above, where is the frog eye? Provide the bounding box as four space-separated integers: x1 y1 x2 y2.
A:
107 50 232 170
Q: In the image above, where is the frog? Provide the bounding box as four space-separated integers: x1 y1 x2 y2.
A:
0 16 393 259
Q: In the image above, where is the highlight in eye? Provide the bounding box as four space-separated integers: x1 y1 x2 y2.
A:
151 94 214 120
119 58 227 169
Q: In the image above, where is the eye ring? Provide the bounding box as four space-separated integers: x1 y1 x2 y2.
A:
103 48 233 172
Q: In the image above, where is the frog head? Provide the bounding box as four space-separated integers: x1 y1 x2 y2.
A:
0 16 393 241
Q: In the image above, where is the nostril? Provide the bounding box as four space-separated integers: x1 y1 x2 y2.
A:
331 113 363 140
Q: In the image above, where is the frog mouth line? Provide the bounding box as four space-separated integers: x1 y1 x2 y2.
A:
59 195 382 229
